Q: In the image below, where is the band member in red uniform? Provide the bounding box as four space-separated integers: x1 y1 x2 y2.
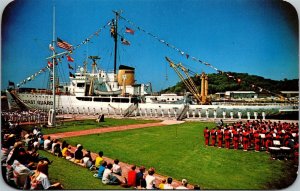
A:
232 128 240 150
210 128 217 147
254 130 261 152
224 128 231 149
265 132 273 152
204 127 210 146
217 127 223 148
242 129 250 151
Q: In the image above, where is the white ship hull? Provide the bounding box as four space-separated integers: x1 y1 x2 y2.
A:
13 92 297 118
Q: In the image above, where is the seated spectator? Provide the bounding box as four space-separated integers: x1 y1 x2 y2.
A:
176 179 188 189
81 151 93 168
11 160 32 189
74 144 83 163
29 161 62 190
102 163 120 185
164 177 174 189
193 184 201 190
43 136 51 150
61 143 74 160
51 139 58 154
145 167 156 189
159 178 166 190
136 166 146 189
53 143 62 157
94 161 107 179
112 159 122 175
95 151 104 169
127 165 137 187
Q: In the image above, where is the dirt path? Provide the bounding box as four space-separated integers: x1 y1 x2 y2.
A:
46 119 193 189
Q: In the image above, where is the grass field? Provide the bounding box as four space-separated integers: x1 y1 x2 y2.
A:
59 121 297 190
22 118 159 134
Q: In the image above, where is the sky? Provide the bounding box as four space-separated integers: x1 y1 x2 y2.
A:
1 0 299 91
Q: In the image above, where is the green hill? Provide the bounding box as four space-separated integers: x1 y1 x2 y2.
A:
161 72 299 95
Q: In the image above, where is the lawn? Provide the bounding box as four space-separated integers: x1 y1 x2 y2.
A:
61 121 296 189
22 118 160 134
37 150 126 190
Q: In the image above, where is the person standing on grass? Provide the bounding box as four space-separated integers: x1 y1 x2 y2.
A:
224 128 231 149
242 129 250 151
95 151 104 169
203 127 210 146
210 127 217 147
217 126 223 148
232 128 240 150
145 167 156 189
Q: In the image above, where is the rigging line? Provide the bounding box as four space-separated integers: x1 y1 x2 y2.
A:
119 15 289 100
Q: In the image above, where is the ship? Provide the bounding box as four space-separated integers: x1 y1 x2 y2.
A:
5 10 298 123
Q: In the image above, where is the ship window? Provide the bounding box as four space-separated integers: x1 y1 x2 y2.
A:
76 97 92 101
112 98 130 103
94 97 111 102
77 83 85 87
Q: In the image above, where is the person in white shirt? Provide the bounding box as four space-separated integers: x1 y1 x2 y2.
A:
43 136 51 150
112 159 122 175
176 179 188 189
145 167 156 189
102 163 120 185
163 177 174 189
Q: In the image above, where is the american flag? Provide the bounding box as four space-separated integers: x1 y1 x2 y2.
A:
125 27 134 35
57 37 73 50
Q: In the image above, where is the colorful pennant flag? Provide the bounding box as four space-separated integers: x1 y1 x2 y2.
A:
47 61 53 68
68 63 74 70
49 44 55 51
125 27 135 35
57 37 73 50
121 37 130 45
67 55 74 62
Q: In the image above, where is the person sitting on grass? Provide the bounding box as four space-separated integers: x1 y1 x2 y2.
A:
127 165 137 188
95 151 104 169
145 167 156 189
112 159 122 176
74 144 83 163
163 177 174 189
61 144 74 160
29 161 63 190
158 178 166 190
102 163 120 185
43 136 51 150
136 166 146 189
81 151 93 168
94 161 107 179
176 179 188 189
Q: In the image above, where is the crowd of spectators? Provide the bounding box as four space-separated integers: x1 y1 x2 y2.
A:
204 120 299 162
1 119 63 189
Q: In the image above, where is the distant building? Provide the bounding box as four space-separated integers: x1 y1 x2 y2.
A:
280 91 299 101
225 91 258 99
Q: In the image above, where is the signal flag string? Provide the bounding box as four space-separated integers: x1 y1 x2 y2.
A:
119 14 290 100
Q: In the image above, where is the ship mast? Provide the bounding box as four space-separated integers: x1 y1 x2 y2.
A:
51 5 56 126
112 10 122 75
